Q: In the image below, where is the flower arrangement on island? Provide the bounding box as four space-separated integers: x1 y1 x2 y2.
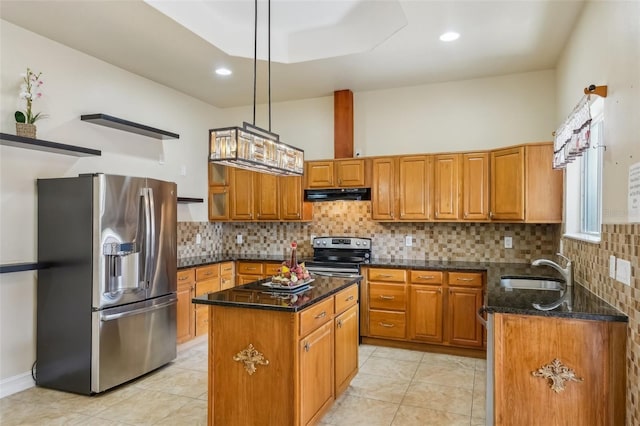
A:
272 241 311 285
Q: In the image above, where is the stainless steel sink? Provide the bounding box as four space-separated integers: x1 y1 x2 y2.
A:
500 277 564 291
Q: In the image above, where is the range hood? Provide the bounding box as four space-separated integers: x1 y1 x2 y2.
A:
304 188 371 202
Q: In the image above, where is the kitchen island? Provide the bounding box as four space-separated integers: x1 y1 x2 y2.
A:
193 275 361 426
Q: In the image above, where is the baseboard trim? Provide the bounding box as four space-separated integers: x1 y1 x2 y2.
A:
0 371 35 399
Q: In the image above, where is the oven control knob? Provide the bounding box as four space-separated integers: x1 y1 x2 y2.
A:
363 241 368 246
356 241 360 246
322 241 327 246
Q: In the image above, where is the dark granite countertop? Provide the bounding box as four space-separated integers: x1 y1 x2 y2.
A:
192 275 361 312
178 254 311 269
182 255 626 322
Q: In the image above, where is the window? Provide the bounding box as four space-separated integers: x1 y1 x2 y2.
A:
565 98 604 242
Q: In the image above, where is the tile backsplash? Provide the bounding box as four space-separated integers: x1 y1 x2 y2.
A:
562 223 639 426
178 201 560 262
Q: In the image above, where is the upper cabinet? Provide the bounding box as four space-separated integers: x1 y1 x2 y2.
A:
433 154 461 220
306 159 367 188
462 152 490 221
208 164 311 222
490 143 562 223
371 142 561 223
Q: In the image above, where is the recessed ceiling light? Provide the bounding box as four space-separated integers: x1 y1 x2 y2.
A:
439 32 460 42
215 67 232 76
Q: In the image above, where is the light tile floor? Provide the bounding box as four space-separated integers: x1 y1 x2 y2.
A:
0 338 486 425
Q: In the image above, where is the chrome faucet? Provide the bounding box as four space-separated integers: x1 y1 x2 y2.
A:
531 253 573 311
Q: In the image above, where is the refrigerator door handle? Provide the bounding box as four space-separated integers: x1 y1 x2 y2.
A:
100 297 177 322
147 187 156 289
141 187 152 290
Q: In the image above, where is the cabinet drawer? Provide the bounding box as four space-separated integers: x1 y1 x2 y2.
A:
369 283 406 311
220 261 235 275
196 264 220 281
410 270 443 284
264 262 282 277
334 285 358 314
448 272 483 287
237 262 264 275
196 279 219 297
368 268 406 283
177 268 195 287
369 310 406 339
300 297 334 337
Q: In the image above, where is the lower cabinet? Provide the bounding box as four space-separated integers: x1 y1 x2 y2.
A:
299 321 334 426
236 260 281 285
362 266 485 351
177 268 195 344
194 264 221 337
334 286 359 397
492 313 626 425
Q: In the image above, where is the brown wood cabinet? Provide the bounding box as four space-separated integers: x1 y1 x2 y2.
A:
195 264 221 337
235 260 282 286
220 261 235 290
210 166 311 222
371 156 432 221
334 285 359 397
306 159 367 188
490 143 562 223
492 313 626 425
207 283 359 425
363 267 485 352
462 152 490 220
434 154 461 220
177 268 196 344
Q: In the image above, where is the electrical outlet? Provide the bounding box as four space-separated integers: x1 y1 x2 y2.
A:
236 234 243 244
504 236 513 249
616 258 631 286
180 165 187 176
195 233 202 245
609 255 616 279
405 235 412 247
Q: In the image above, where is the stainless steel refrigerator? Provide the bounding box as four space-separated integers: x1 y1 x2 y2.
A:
36 173 177 395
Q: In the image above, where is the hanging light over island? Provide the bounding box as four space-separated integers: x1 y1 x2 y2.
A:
209 0 304 176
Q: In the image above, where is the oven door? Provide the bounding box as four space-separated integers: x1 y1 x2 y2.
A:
306 262 363 278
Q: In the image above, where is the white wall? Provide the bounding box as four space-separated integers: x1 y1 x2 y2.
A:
0 21 222 389
222 70 557 160
556 1 640 224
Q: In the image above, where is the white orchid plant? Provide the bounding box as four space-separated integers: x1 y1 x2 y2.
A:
15 67 48 124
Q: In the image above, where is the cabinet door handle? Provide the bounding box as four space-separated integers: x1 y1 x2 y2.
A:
379 322 395 328
315 311 327 319
464 213 468 219
304 341 310 352
489 211 494 219
345 295 354 302
456 277 475 282
435 211 439 218
379 295 395 300
437 288 442 293
337 319 343 328
418 275 435 280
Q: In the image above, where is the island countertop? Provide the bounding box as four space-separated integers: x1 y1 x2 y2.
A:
192 275 361 312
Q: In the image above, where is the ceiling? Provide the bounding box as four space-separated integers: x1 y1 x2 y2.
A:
0 0 585 109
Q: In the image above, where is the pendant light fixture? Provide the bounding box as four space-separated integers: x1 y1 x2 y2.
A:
209 0 304 176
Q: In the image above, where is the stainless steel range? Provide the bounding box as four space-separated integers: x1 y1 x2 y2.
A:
305 236 371 277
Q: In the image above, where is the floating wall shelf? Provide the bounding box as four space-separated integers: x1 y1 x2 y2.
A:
81 114 179 140
177 197 204 203
0 262 45 274
0 132 101 157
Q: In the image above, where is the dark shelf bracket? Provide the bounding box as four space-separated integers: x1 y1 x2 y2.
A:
0 132 101 157
81 114 179 140
177 197 204 203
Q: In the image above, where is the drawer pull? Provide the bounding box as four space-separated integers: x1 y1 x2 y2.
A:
377 274 393 278
345 295 354 302
379 295 395 300
418 275 435 280
178 276 189 281
337 319 343 328
203 272 213 276
379 322 395 328
246 267 257 270
456 277 475 282
304 341 310 352
315 311 327 319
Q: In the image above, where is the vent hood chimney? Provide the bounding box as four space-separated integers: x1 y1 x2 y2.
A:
334 90 353 158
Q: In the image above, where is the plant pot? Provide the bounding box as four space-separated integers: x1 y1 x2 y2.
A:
16 123 36 139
